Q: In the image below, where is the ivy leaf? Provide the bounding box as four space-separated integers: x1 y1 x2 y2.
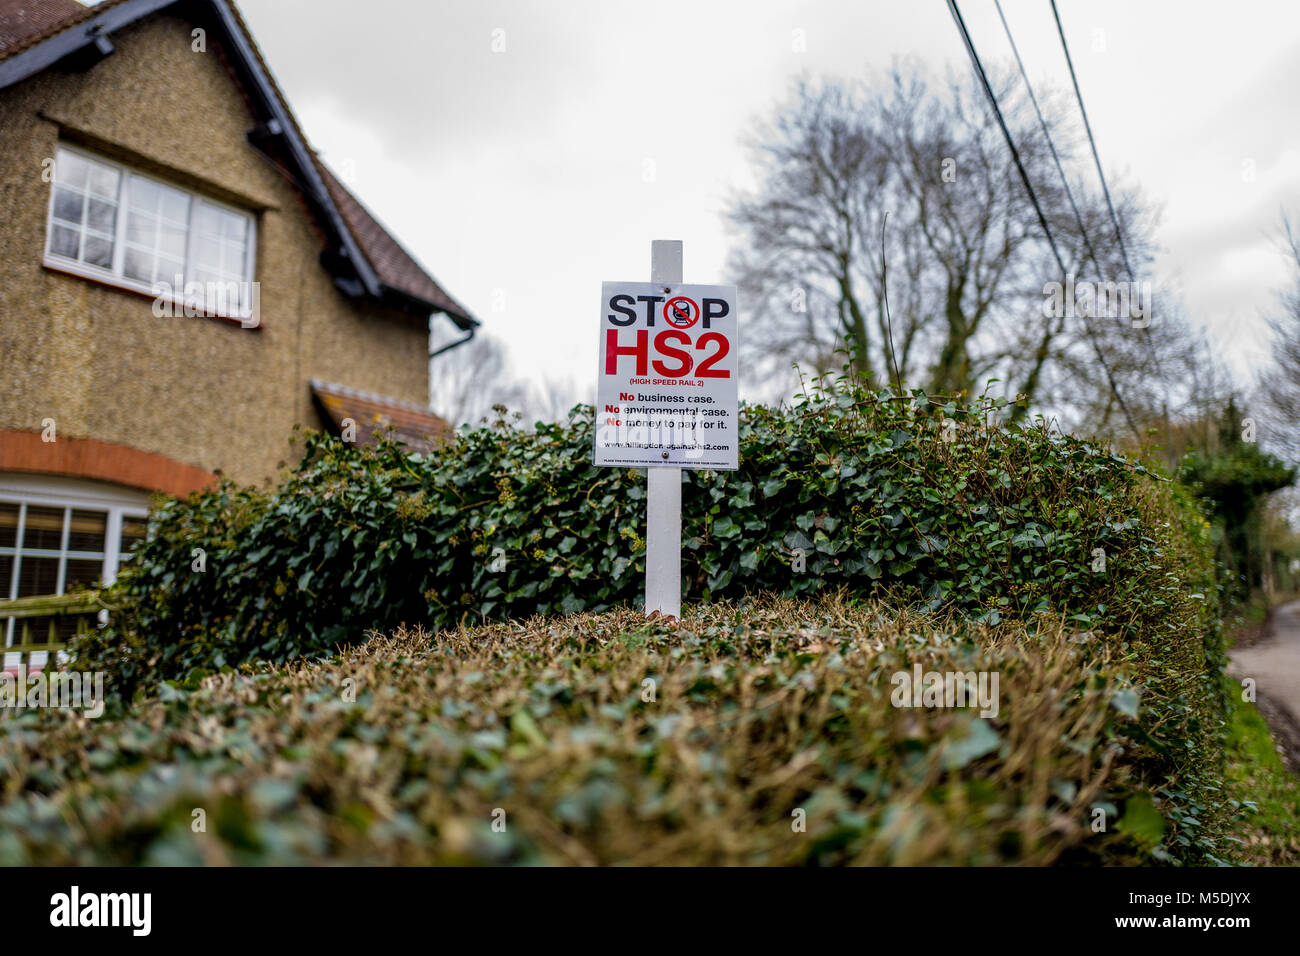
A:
712 516 740 539
943 719 1001 770
1111 687 1140 719
1116 794 1165 844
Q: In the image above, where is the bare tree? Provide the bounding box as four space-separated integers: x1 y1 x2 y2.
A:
1094 317 1236 465
430 333 585 430
429 333 532 428
728 79 891 388
728 64 1159 424
1257 214 1300 463
527 375 583 424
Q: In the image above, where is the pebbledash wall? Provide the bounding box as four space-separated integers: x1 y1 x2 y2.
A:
0 11 431 493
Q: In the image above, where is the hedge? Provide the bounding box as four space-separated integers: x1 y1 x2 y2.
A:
82 377 1215 690
0 598 1230 864
54 375 1231 862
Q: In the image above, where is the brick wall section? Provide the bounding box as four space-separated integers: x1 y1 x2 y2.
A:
0 12 432 487
0 429 216 497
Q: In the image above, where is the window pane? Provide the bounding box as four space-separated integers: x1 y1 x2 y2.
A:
0 502 17 548
123 247 153 284
64 558 103 591
130 176 189 218
162 190 190 224
49 153 119 270
224 213 248 242
196 203 250 281
49 224 79 259
21 506 64 552
158 255 185 283
120 515 148 556
127 211 155 245
160 222 186 257
17 556 58 597
83 235 113 269
66 510 106 553
88 163 119 199
124 176 190 287
53 186 84 224
196 202 222 236
197 235 223 272
130 176 161 211
55 151 89 189
87 197 116 234
0 555 12 595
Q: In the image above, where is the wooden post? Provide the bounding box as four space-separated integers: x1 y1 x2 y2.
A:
645 239 682 619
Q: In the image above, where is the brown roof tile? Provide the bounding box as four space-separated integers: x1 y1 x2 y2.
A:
310 379 452 454
317 162 474 326
0 0 96 54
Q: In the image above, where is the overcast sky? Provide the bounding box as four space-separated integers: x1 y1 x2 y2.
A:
217 1 1300 409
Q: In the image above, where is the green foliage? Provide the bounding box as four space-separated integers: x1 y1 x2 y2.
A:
1180 397 1296 598
0 598 1210 866
53 374 1234 864
84 376 1213 693
1221 678 1300 864
1183 445 1296 509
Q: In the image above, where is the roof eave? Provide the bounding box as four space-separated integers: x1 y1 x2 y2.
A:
0 0 174 88
204 0 384 300
379 283 479 331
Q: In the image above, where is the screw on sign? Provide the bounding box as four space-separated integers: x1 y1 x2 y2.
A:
593 240 739 621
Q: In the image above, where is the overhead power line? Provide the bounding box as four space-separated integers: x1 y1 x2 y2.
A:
943 0 1067 274
1047 0 1171 443
992 0 1100 275
1050 0 1135 281
943 0 1141 441
995 1 1168 375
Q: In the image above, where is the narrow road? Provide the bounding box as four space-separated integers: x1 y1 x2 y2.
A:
1229 598 1300 769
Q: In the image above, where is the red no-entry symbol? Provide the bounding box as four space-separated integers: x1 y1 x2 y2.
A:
663 296 700 329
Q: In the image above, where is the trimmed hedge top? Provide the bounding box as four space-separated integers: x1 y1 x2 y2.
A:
0 598 1224 865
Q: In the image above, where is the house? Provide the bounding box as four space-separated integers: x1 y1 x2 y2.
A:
0 0 478 665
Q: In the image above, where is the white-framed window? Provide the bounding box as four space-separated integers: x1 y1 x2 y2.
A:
44 144 258 319
0 476 149 668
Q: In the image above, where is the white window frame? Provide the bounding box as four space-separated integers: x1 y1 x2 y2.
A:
43 143 258 322
0 476 149 660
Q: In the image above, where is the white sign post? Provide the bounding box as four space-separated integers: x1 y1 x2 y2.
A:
594 240 739 619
